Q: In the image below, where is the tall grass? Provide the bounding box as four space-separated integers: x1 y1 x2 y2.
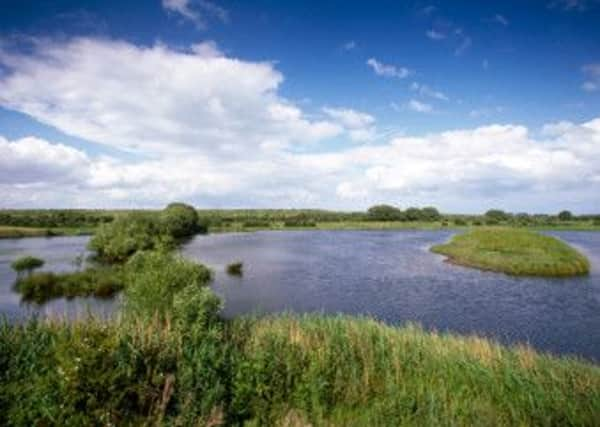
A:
2 313 599 426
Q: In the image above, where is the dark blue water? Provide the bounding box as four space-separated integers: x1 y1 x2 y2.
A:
181 230 600 361
1 231 599 361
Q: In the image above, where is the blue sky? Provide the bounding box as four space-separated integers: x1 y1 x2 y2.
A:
0 0 599 212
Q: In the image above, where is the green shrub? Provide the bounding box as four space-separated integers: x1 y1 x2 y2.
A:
123 251 212 320
14 268 123 303
226 262 243 276
88 213 169 263
367 204 403 221
10 256 44 276
454 218 468 226
161 202 203 237
558 210 573 221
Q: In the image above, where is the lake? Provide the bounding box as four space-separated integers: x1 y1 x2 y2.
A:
1 230 599 361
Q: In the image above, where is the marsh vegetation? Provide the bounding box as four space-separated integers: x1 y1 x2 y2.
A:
431 228 590 276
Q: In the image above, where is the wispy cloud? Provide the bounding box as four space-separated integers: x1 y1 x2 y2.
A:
581 63 600 92
548 0 599 11
426 29 446 40
342 40 357 51
454 30 472 56
162 0 228 29
366 58 410 79
406 99 433 113
410 82 449 101
492 14 509 26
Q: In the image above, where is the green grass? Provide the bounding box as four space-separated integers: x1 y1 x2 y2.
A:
1 314 598 426
14 267 123 303
431 228 591 276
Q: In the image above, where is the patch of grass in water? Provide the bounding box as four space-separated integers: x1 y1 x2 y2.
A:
226 261 243 276
431 228 590 276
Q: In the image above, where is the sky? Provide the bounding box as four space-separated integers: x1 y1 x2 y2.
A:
0 0 599 213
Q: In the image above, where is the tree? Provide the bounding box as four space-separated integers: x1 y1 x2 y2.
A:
404 207 422 221
161 202 201 237
484 209 511 222
558 210 573 221
366 204 404 221
420 206 441 222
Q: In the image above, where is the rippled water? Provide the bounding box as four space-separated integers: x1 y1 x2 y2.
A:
1 231 599 361
182 230 600 361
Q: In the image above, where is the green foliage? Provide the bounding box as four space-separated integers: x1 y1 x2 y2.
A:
431 228 590 276
484 209 511 222
420 206 441 221
453 217 468 226
0 209 113 228
14 268 123 303
88 213 171 263
123 251 212 320
10 256 44 276
161 202 203 237
367 204 403 221
558 210 574 221
283 214 317 227
226 262 243 276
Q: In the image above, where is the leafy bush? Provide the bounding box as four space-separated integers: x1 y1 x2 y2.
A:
161 202 203 237
420 206 441 221
454 218 468 226
123 251 212 320
484 209 511 222
88 213 170 263
367 204 403 221
558 210 573 221
11 256 44 276
226 262 243 276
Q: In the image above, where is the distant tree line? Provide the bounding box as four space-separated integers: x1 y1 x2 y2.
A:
0 210 114 228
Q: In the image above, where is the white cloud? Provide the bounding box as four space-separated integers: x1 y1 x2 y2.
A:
406 99 433 113
366 58 410 79
1 37 600 212
410 82 449 101
454 34 472 55
549 0 598 11
581 63 600 92
0 38 342 157
162 0 228 29
426 29 446 40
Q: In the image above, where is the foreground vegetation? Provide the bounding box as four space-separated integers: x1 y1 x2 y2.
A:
432 228 591 276
2 311 599 425
2 203 599 425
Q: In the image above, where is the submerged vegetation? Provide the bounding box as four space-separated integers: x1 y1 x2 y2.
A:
432 228 590 276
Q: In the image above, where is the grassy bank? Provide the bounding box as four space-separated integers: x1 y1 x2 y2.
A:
1 314 598 426
432 228 591 276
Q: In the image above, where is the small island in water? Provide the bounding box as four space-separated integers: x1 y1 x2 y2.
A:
431 228 590 276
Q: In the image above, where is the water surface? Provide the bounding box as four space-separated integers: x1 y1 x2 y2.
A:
182 230 600 361
1 230 599 361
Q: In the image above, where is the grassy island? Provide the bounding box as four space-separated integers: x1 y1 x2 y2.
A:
431 228 590 276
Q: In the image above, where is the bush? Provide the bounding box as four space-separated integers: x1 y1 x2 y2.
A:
454 218 468 226
484 209 511 222
11 256 44 276
421 206 441 222
14 268 123 303
558 210 573 221
123 251 212 320
594 218 600 226
226 262 243 276
88 213 169 263
367 204 403 221
161 202 203 237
